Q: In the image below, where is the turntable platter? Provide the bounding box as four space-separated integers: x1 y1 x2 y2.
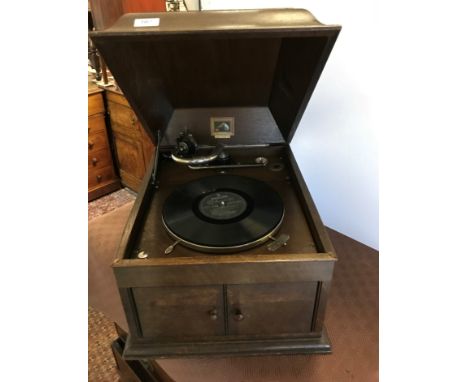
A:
162 175 284 252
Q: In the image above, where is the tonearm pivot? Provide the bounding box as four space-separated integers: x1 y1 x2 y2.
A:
171 143 226 165
171 130 268 170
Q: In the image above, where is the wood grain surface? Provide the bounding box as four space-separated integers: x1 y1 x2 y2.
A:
106 92 156 192
89 10 340 144
88 91 120 201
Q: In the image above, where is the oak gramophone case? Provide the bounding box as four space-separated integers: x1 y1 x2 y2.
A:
90 8 341 359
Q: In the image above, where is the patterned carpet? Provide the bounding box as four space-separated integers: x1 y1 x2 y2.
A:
88 188 136 221
88 306 120 382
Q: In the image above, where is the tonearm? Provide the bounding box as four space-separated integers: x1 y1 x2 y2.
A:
170 130 268 170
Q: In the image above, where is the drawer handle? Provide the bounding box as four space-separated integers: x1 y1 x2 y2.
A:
92 157 98 166
208 308 218 321
88 141 94 149
233 309 244 322
96 174 102 182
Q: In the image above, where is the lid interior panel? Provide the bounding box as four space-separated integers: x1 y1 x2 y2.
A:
90 10 340 146
269 36 329 142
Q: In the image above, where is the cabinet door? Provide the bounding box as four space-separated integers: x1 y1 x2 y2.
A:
226 282 318 336
107 101 141 138
132 285 225 339
113 131 146 191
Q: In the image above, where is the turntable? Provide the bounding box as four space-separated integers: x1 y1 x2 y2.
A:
162 174 285 253
90 9 341 359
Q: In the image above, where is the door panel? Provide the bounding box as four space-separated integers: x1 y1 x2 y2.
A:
133 285 225 339
113 131 146 190
227 282 317 335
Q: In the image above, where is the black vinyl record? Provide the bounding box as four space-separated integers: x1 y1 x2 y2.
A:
162 175 284 251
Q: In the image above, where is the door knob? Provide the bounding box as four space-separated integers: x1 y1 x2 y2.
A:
208 308 218 320
233 309 244 321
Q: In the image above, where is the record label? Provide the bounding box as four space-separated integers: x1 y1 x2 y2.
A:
198 191 248 220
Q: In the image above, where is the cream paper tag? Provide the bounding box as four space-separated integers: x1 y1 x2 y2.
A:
134 18 160 28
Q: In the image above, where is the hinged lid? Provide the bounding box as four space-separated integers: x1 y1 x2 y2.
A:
90 9 340 146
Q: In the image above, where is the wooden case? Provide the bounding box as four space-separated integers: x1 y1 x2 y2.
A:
90 9 341 359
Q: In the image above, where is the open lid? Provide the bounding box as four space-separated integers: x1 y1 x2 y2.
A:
90 9 340 146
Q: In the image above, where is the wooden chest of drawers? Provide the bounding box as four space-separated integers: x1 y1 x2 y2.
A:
88 90 120 201
106 90 155 192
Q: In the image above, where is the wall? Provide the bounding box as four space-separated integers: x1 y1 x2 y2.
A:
202 0 379 249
